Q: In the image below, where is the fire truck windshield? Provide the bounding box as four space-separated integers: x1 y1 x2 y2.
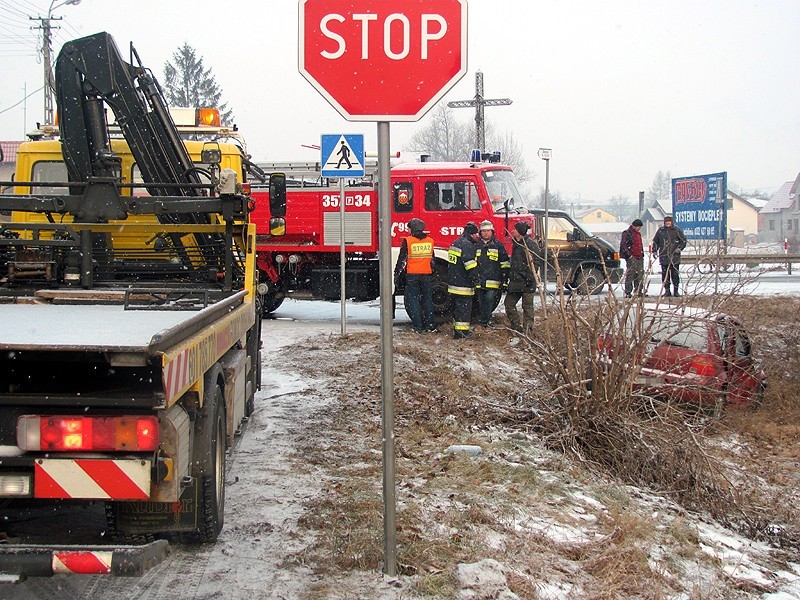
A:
483 169 526 213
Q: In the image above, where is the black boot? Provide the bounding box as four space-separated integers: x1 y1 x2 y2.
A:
663 286 672 297
672 286 680 297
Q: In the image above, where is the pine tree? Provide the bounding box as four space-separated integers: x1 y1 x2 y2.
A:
163 43 234 126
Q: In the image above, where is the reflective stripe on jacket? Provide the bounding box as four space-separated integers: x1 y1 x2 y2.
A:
447 234 479 295
476 237 510 289
404 236 434 275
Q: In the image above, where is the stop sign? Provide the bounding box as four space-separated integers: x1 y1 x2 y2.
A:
299 0 468 122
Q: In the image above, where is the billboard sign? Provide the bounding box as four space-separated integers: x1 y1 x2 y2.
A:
671 172 727 241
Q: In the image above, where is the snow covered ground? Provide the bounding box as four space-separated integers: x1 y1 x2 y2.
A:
6 267 800 599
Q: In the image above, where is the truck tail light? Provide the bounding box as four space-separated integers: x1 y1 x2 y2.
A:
17 416 159 452
688 356 717 377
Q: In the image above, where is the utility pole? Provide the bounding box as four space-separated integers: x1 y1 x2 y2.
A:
30 0 81 127
448 72 512 152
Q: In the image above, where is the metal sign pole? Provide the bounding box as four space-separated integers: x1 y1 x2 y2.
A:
340 177 347 335
538 149 552 290
321 134 364 336
714 174 726 295
378 121 397 577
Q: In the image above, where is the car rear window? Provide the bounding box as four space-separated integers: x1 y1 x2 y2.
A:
625 311 708 351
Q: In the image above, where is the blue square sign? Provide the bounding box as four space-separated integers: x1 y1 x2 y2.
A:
321 134 365 177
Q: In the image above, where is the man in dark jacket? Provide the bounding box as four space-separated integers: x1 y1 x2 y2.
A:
651 215 687 297
447 221 481 339
504 221 542 333
475 220 510 327
394 218 435 333
620 218 645 297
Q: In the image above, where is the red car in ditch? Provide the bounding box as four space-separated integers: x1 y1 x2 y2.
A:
597 304 766 415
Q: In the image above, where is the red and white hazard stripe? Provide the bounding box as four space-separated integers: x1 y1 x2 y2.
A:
163 347 191 403
52 550 113 575
34 459 150 500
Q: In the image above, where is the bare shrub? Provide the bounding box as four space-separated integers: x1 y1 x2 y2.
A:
500 254 779 534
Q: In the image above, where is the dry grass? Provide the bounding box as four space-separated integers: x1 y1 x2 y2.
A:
283 294 800 597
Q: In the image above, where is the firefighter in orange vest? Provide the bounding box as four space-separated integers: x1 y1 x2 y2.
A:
394 218 436 333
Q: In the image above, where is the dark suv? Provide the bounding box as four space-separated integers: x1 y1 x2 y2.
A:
529 209 623 294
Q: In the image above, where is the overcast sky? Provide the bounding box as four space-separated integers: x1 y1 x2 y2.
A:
1 0 797 202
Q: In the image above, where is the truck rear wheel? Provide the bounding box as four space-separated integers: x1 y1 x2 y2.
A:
190 384 226 543
258 274 286 317
261 291 285 317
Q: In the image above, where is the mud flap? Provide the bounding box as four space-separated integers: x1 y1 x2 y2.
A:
109 483 201 535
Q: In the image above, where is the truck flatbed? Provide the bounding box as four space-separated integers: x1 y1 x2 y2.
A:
0 290 247 355
0 304 188 352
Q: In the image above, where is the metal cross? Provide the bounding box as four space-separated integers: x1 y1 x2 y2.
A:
447 71 512 152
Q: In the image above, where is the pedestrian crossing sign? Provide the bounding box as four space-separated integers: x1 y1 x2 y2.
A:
321 134 365 177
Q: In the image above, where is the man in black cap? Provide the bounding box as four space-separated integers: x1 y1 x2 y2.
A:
447 221 481 338
504 221 542 333
652 215 687 297
394 218 436 333
620 218 645 297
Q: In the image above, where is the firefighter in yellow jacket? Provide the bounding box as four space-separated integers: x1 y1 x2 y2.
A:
394 218 436 333
447 221 481 339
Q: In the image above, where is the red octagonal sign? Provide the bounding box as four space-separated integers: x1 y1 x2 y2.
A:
299 0 468 122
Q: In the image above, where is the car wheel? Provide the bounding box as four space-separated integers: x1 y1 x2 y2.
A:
574 266 604 295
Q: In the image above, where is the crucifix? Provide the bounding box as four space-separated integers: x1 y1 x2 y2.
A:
447 71 512 152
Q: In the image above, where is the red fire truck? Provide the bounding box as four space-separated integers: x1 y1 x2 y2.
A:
251 157 622 317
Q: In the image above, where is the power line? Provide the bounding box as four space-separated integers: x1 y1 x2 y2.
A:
0 85 44 115
0 23 39 46
3 0 45 17
0 0 33 20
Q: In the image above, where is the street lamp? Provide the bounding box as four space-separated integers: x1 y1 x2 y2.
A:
538 148 552 291
42 0 81 126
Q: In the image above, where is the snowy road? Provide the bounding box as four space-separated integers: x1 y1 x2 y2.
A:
5 311 381 600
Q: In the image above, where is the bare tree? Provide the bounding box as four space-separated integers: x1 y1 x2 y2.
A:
407 103 533 184
648 170 672 210
532 187 566 211
484 125 532 184
407 104 472 162
607 194 634 221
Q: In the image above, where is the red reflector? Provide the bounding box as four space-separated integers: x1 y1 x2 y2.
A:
17 416 159 452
